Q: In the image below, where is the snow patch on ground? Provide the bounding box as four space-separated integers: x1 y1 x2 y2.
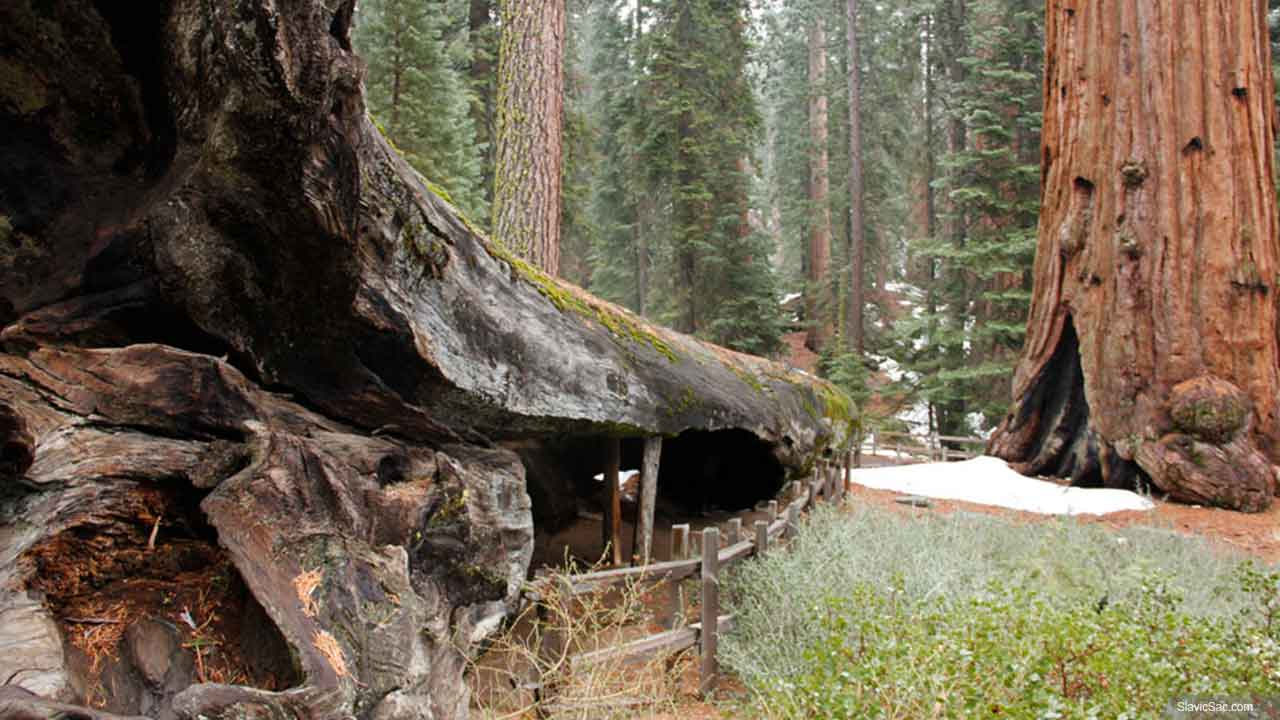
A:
850 456 1154 516
594 469 640 487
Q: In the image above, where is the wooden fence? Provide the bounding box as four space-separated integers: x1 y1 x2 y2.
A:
526 454 853 705
857 430 986 465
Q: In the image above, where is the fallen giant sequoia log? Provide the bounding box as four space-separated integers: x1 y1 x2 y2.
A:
0 1 850 718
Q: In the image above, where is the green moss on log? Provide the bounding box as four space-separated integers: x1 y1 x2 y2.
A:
482 238 678 363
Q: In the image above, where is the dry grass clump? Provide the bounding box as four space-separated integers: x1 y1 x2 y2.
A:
469 563 694 719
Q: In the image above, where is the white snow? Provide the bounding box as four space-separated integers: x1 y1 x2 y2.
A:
780 292 802 305
850 456 1155 516
594 469 640 487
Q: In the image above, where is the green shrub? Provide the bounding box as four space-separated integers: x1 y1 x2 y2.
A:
722 506 1280 718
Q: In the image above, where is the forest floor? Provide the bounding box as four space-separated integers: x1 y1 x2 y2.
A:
656 480 1280 719
845 473 1280 563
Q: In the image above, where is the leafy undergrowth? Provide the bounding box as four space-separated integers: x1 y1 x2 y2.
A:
722 506 1280 719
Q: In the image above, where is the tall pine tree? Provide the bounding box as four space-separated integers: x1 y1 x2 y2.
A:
355 0 487 220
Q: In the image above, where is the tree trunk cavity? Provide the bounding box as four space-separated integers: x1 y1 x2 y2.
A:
493 0 565 274
989 0 1280 512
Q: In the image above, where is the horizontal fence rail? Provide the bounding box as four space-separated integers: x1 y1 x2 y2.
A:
861 430 987 465
525 454 853 704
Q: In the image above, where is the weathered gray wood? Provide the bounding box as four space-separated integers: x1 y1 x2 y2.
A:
570 626 698 671
633 436 663 566
699 527 719 696
785 501 801 540
767 518 787 541
569 557 700 595
691 529 703 559
604 438 623 566
671 523 690 561
755 520 769 555
716 539 754 566
726 517 742 545
669 522 691 628
767 500 779 523
843 452 852 498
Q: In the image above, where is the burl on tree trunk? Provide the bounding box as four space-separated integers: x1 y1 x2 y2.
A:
0 1 850 718
989 0 1280 512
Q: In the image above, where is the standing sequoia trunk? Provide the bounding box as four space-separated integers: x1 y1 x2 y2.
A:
806 19 833 353
492 0 565 274
844 0 866 355
989 0 1280 512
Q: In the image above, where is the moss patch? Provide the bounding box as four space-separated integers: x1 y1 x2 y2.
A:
483 238 678 363
1169 376 1249 445
1171 397 1247 444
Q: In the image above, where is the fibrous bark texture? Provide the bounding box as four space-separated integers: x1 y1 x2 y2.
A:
989 0 1280 512
806 19 832 353
492 0 565 275
0 1 847 717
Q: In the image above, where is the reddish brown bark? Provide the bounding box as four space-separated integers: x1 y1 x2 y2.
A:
990 0 1280 512
492 0 565 275
806 20 833 352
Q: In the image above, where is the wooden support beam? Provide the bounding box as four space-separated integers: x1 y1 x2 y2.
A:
700 527 720 696
632 436 663 566
603 438 623 566
767 499 779 524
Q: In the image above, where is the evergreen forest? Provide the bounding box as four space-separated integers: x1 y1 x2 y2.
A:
353 0 1064 439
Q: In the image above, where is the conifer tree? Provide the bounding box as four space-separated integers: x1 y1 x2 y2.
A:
355 0 487 220
585 0 646 311
642 0 782 353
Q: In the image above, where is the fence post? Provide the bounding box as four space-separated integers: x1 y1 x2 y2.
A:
754 519 769 555
767 500 779 524
691 529 703 559
671 523 690 560
700 527 720 696
726 517 742 545
785 501 800 540
669 524 690 629
843 452 852 500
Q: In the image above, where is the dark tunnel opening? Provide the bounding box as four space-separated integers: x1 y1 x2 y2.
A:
510 428 788 570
